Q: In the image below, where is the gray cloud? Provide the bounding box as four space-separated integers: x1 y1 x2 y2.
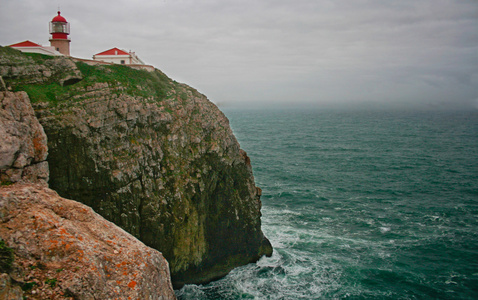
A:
1 0 477 109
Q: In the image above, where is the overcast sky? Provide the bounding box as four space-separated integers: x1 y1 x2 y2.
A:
1 0 477 110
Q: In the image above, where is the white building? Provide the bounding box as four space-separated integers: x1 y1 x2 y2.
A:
8 11 154 71
93 48 145 65
9 11 70 56
8 40 63 56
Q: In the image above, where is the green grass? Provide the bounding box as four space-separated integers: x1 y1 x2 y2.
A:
45 278 58 288
179 91 188 101
18 82 66 104
21 282 37 291
76 62 172 101
3 46 176 106
24 52 55 62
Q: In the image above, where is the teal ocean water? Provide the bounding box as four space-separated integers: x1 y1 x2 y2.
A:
176 108 478 299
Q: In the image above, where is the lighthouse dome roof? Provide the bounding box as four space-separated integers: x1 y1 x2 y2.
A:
52 11 67 23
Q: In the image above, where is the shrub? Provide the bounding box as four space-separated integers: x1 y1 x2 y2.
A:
0 239 14 273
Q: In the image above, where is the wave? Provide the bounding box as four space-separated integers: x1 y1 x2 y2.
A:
178 109 478 299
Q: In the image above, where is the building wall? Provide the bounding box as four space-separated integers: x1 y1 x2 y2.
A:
93 55 131 65
93 52 145 65
10 46 63 56
50 39 70 56
129 53 145 65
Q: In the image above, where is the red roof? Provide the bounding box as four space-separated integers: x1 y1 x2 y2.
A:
94 48 130 56
52 11 67 23
8 40 42 47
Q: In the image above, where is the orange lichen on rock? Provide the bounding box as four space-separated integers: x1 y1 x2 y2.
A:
0 184 176 300
116 261 128 268
128 280 137 289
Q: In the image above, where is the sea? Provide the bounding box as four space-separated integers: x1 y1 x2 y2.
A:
176 108 478 299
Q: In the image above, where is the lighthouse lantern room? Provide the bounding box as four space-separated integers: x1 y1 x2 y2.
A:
49 11 70 56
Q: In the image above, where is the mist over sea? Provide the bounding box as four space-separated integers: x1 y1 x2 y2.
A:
176 108 478 299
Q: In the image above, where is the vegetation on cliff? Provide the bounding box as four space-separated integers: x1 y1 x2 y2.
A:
0 84 176 298
0 239 13 273
1 47 180 106
0 46 272 288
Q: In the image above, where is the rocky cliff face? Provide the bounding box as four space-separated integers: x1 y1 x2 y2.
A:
0 90 176 298
0 184 176 300
0 47 272 287
0 91 48 185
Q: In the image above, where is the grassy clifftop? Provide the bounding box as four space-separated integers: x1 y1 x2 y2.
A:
1 47 197 104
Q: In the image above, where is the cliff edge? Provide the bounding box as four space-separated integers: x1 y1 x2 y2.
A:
0 46 272 288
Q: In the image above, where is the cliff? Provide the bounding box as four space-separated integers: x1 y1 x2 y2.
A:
0 91 48 185
0 88 176 299
0 46 272 287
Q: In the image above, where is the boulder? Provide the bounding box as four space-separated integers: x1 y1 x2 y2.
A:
0 184 176 300
0 91 48 185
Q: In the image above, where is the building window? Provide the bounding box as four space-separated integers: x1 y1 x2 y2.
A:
120 60 125 64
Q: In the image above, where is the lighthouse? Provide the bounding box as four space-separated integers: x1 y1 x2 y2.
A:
49 11 70 56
